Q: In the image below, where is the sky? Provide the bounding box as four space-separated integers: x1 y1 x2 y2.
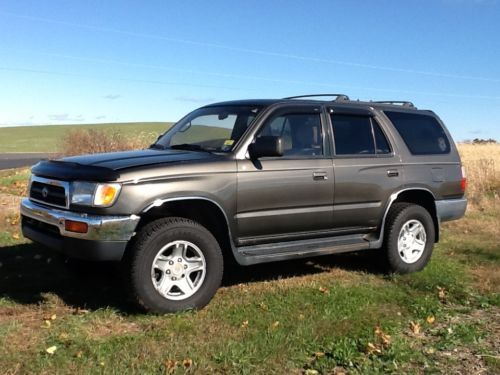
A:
0 0 499 141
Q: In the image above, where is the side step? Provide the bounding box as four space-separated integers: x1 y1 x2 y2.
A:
235 234 372 265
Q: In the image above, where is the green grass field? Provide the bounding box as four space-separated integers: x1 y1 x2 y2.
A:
0 123 172 153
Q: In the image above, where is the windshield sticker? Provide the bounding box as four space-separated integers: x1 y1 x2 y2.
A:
221 139 235 151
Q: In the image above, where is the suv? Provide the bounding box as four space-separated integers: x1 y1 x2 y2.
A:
20 94 467 313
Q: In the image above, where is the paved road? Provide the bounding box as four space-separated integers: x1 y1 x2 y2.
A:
0 153 57 170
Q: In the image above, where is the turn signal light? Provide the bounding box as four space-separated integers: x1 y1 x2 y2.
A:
65 220 88 233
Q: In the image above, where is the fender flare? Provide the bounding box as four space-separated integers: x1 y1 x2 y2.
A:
370 187 437 249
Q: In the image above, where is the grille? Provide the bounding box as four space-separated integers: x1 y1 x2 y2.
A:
30 179 68 208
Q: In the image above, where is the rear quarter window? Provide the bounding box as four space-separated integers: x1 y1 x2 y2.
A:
384 111 451 155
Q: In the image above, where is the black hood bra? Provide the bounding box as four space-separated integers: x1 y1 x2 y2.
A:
31 148 217 182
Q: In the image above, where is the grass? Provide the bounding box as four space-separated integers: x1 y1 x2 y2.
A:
0 144 498 373
0 122 172 153
0 168 30 196
0 214 497 374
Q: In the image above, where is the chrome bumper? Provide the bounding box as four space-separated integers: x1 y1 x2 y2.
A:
435 198 467 222
20 198 140 241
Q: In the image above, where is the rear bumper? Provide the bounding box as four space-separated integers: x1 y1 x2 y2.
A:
435 198 467 222
20 198 140 261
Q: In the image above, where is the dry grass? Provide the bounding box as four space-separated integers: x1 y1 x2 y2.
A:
60 128 158 156
457 143 500 208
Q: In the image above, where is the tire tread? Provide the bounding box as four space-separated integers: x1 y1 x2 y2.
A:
123 217 223 313
383 202 435 274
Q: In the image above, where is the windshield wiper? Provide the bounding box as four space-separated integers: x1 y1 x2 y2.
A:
169 144 213 153
149 143 166 150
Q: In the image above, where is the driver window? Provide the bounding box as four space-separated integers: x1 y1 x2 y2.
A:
258 113 323 157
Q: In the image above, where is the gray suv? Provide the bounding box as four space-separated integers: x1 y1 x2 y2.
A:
20 94 467 313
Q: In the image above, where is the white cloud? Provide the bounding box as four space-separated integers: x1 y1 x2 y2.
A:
103 94 122 100
48 114 85 122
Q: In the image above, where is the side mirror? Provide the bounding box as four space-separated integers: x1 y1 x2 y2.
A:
248 136 283 159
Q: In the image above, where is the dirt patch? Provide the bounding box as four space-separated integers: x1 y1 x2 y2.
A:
0 304 72 355
0 299 74 326
0 305 41 325
82 317 141 340
431 307 500 375
0 193 21 216
470 265 500 293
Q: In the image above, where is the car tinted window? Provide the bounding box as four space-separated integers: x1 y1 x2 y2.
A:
258 113 323 157
373 120 391 154
385 111 450 155
331 115 375 155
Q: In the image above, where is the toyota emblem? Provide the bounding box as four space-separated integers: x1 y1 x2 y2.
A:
42 187 49 198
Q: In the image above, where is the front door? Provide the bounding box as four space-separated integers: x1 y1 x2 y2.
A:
236 106 334 245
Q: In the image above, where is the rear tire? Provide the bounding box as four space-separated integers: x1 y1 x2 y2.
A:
383 203 435 274
124 217 223 313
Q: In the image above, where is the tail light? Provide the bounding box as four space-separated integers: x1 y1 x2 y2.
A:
460 166 467 193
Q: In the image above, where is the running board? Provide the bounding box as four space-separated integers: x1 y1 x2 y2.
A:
234 234 372 265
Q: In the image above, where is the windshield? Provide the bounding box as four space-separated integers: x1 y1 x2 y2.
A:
154 105 263 152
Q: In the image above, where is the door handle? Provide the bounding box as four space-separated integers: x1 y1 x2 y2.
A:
387 169 399 177
313 171 328 180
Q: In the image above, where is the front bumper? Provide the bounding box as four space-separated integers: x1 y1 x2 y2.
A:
435 198 467 222
20 198 140 261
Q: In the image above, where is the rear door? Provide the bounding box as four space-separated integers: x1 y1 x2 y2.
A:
328 107 404 231
235 105 334 244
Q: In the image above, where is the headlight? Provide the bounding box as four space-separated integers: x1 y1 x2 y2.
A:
71 182 96 206
70 182 121 207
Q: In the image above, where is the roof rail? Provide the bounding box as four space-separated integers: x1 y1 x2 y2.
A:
283 94 350 102
372 100 415 108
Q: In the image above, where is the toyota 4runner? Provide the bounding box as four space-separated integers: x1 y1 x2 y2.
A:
20 94 468 313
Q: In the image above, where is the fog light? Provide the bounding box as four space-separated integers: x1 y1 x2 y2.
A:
65 220 88 233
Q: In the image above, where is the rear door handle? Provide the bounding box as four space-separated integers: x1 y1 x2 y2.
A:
313 171 328 180
387 169 399 177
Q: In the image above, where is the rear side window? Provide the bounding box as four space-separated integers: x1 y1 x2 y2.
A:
385 111 450 155
330 114 391 156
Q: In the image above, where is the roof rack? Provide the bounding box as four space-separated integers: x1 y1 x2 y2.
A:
283 94 350 102
372 100 415 108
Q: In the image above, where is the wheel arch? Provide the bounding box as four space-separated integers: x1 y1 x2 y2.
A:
135 197 238 263
372 188 439 248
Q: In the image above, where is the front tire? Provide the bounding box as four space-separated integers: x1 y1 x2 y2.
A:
125 217 224 313
383 203 435 274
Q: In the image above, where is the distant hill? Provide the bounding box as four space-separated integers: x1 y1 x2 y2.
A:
0 122 173 152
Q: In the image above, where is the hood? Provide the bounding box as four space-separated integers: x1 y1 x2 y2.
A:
63 148 215 170
31 148 217 182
